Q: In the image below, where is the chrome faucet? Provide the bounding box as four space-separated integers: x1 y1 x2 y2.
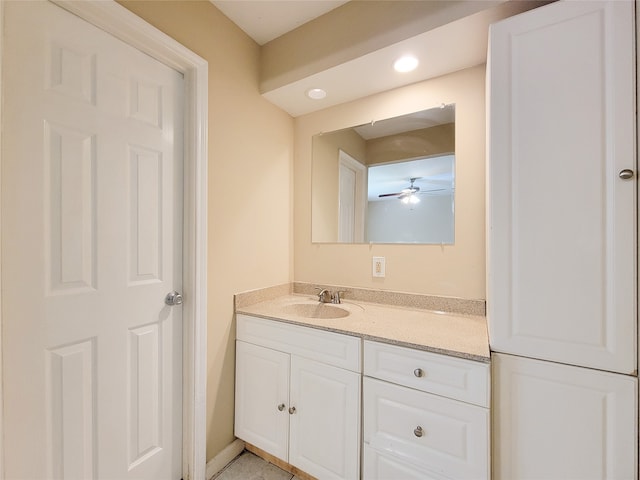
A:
315 287 346 304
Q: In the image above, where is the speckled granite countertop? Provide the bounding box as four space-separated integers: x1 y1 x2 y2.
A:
236 293 490 363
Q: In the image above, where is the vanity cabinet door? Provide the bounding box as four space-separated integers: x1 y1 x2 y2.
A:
487 0 636 374
289 355 360 480
492 353 637 480
235 316 362 479
234 341 290 461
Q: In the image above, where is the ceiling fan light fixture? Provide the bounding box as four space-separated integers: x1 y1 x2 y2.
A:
401 194 420 205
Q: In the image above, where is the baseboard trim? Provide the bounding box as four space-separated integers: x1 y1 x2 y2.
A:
205 438 245 480
245 443 317 480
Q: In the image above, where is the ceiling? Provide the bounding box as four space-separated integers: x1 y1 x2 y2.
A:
354 103 455 140
209 1 546 116
210 0 348 45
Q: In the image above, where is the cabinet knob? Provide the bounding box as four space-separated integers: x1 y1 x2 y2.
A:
288 406 296 415
277 403 285 412
414 426 424 437
413 368 424 378
619 169 635 179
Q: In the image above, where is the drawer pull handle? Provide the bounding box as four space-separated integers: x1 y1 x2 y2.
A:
414 368 424 378
414 426 424 438
277 404 285 412
620 169 635 180
288 406 296 415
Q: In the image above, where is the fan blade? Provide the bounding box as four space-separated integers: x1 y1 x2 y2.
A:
378 192 402 197
418 188 446 194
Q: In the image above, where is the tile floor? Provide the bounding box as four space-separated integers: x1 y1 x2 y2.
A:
213 451 304 480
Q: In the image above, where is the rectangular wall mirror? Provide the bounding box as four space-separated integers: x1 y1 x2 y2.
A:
311 104 455 244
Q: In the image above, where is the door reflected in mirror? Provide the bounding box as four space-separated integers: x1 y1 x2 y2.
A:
312 104 455 244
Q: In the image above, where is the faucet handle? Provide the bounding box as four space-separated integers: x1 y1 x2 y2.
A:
331 290 346 304
315 287 331 303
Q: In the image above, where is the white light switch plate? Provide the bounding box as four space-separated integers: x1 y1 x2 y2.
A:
372 256 385 277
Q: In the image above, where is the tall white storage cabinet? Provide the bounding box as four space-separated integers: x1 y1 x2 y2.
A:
488 1 638 478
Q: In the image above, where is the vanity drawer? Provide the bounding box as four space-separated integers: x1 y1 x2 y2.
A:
363 444 450 480
236 314 361 372
363 377 489 480
364 340 489 407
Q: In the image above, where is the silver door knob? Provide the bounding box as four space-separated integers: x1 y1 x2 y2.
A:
277 403 286 412
414 368 424 378
288 406 296 415
165 291 183 306
619 169 635 179
414 426 424 437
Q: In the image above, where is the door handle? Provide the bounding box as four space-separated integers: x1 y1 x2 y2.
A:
165 291 183 306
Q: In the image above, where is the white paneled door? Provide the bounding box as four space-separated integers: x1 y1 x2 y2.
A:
338 150 365 243
2 1 184 479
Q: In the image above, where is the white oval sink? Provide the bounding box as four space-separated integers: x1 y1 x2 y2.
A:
282 303 350 319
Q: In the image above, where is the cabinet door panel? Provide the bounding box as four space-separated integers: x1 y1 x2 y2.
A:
492 353 637 480
488 0 636 373
289 356 360 480
234 341 290 460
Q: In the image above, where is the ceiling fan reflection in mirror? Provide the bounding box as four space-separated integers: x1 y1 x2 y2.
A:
378 177 445 204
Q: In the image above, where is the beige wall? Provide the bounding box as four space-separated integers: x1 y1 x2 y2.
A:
366 122 455 165
295 65 486 300
118 0 294 461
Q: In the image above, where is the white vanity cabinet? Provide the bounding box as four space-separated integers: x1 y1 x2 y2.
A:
363 340 490 480
234 314 361 480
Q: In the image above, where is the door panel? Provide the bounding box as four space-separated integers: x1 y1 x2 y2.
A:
487 0 636 373
45 121 97 295
492 353 637 480
289 356 360 480
234 341 290 461
47 339 96 479
338 163 356 243
2 2 184 478
338 149 365 243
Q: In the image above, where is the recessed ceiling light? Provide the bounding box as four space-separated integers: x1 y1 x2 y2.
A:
306 88 327 100
394 55 419 73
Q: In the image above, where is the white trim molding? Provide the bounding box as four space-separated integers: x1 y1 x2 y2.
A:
205 439 245 480
0 2 5 479
47 2 209 478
